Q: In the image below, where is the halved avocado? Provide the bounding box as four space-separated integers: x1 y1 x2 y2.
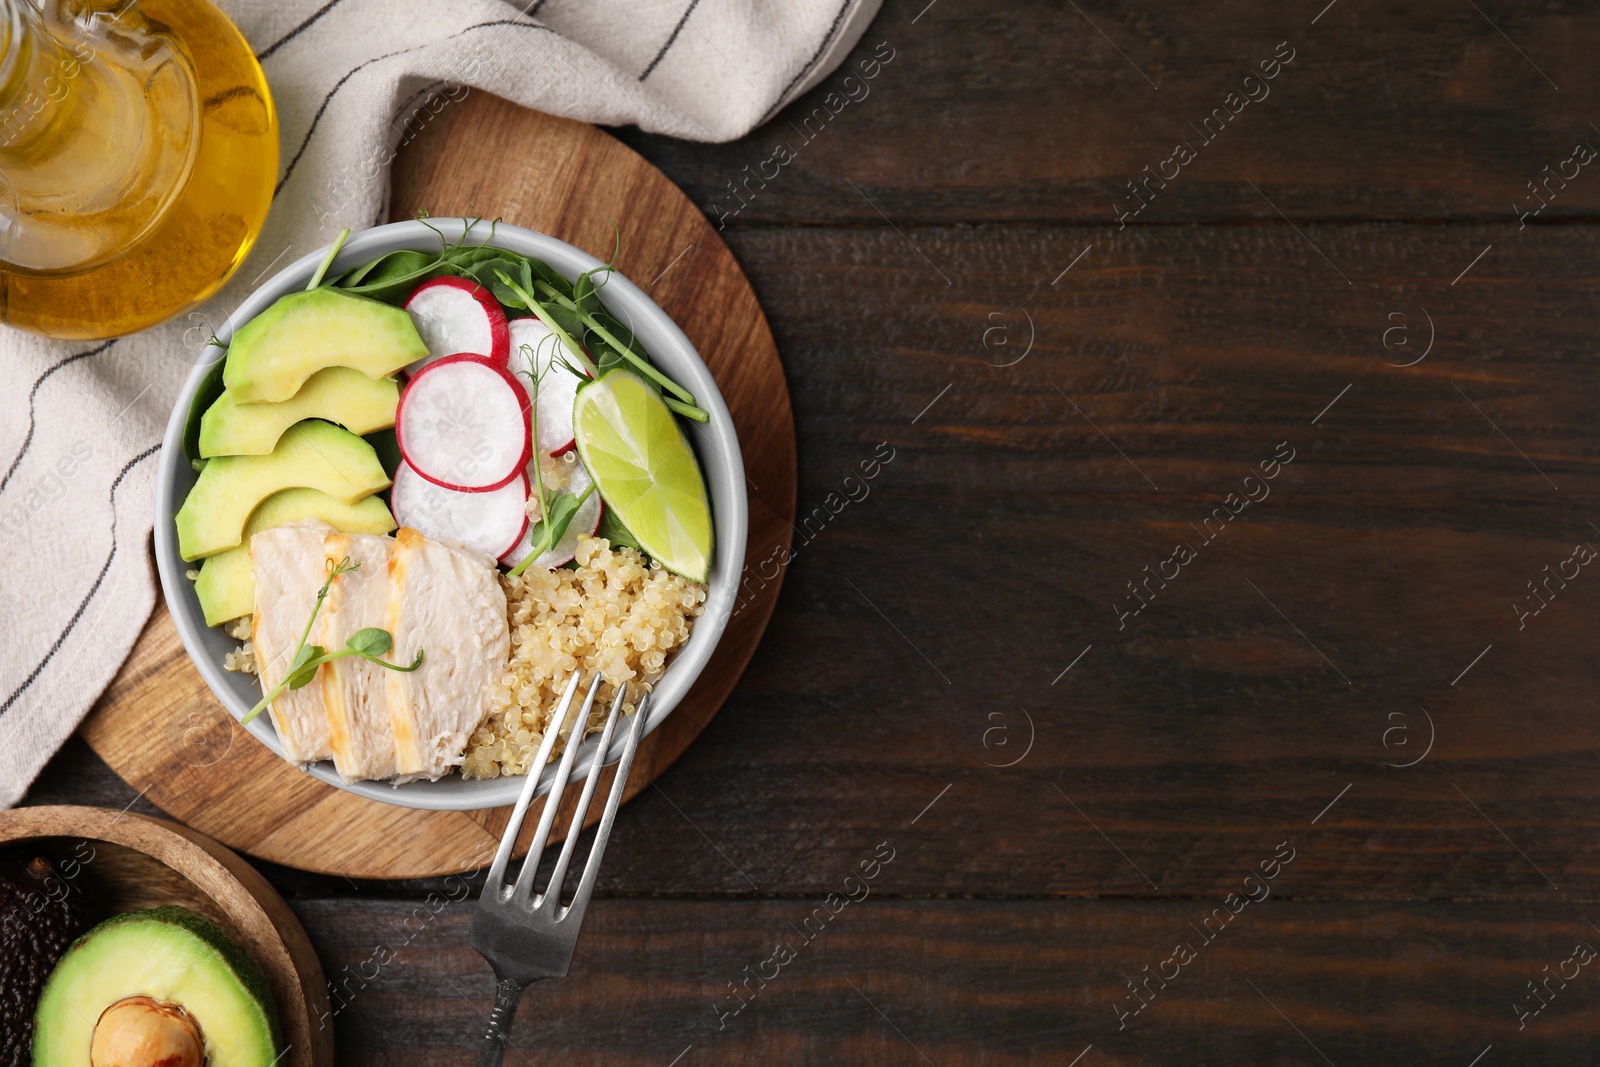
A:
195 488 396 625
200 366 399 458
222 287 427 404
175 420 390 561
31 906 280 1067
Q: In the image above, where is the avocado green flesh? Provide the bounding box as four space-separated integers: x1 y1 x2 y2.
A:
175 420 390 561
200 366 399 458
222 287 427 404
32 906 280 1067
195 489 396 625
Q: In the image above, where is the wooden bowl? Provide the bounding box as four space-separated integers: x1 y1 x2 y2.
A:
0 805 332 1067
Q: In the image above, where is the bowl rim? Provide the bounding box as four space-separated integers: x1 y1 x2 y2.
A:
153 218 748 811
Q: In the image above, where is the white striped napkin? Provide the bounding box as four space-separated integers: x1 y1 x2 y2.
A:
0 0 880 807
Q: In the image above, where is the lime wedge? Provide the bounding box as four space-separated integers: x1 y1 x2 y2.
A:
573 368 713 581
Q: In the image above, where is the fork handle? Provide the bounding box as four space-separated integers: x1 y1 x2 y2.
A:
477 977 528 1067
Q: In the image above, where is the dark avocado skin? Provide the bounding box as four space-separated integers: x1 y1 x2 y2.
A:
0 855 91 1067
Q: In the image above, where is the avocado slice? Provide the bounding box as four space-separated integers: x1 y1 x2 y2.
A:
200 367 399 458
195 488 396 625
32 905 280 1067
222 287 428 404
175 420 390 561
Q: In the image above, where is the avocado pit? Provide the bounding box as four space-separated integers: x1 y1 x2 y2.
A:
90 996 204 1067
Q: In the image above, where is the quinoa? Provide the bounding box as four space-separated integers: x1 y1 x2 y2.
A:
221 614 257 675
222 647 257 674
539 449 579 493
461 535 706 779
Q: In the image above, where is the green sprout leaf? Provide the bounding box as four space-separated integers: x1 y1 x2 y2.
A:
286 644 326 690
306 228 352 290
533 488 583 545
240 555 423 725
346 628 392 658
504 340 600 580
509 484 595 578
335 249 437 301
333 216 498 304
494 268 598 378
388 648 426 673
331 218 706 415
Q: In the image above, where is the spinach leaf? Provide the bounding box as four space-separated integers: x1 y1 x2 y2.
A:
448 244 513 273
459 251 530 304
596 507 644 555
334 249 440 304
572 270 599 317
515 260 584 339
584 309 644 377
529 258 576 301
363 427 402 479
181 351 228 471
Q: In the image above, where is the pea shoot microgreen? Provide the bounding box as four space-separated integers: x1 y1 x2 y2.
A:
333 216 504 303
506 339 595 579
242 556 424 725
494 266 599 378
511 267 709 422
306 227 352 290
329 214 710 421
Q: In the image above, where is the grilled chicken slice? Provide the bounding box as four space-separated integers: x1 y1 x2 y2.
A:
319 532 401 782
385 527 510 780
250 520 335 764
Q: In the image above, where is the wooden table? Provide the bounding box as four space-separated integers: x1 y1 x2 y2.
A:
23 1 1600 1061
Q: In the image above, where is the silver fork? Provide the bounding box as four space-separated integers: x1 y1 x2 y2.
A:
470 673 651 1066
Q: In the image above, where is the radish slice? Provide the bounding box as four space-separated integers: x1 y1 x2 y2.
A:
396 354 531 493
403 276 509 376
507 317 585 454
392 460 530 558
501 459 603 570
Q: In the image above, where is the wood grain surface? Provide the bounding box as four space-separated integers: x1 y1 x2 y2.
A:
76 103 795 879
23 0 1600 1061
0 806 332 1067
614 0 1600 224
290 897 1600 1067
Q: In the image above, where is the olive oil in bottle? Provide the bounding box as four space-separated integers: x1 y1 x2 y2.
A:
0 0 277 339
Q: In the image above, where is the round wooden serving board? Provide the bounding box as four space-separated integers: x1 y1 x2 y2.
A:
80 94 796 879
0 805 333 1067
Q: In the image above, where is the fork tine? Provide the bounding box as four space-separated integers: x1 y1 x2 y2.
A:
543 683 630 901
511 672 604 904
485 671 583 893
560 690 652 923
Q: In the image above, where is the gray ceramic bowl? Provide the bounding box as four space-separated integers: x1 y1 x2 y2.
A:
154 219 747 811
